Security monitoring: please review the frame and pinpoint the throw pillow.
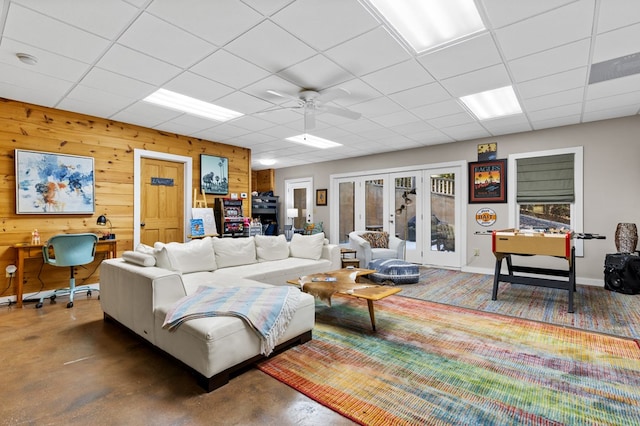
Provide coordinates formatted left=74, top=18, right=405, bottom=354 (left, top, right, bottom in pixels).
left=289, top=232, right=324, bottom=260
left=361, top=232, right=389, bottom=249
left=153, top=237, right=217, bottom=273
left=212, top=236, right=257, bottom=268
left=304, top=222, right=324, bottom=235
left=255, top=234, right=289, bottom=262
left=122, top=251, right=156, bottom=267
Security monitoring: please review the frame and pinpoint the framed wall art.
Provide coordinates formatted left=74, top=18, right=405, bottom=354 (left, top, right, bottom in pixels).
left=200, top=154, right=228, bottom=195
left=316, top=189, right=327, bottom=206
left=468, top=159, right=507, bottom=204
left=15, top=149, right=95, bottom=214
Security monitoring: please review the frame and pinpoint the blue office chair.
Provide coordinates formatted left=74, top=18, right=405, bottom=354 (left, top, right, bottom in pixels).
left=37, top=233, right=99, bottom=309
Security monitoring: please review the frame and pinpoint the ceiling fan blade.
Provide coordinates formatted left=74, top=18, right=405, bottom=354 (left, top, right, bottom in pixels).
left=317, top=87, right=350, bottom=103
left=266, top=89, right=301, bottom=103
left=322, top=105, right=361, bottom=120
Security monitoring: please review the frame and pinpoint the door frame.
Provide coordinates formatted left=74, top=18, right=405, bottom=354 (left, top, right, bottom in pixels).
left=134, top=149, right=192, bottom=247
left=284, top=177, right=314, bottom=227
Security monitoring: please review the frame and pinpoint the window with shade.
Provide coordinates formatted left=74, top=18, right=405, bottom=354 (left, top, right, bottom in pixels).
left=513, top=149, right=582, bottom=232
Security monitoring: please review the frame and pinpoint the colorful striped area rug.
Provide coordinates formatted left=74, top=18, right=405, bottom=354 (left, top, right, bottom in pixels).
left=394, top=268, right=640, bottom=340
left=258, top=295, right=640, bottom=426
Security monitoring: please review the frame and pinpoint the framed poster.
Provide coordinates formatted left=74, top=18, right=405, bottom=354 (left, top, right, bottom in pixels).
left=316, top=189, right=327, bottom=206
left=15, top=149, right=95, bottom=214
left=477, top=142, right=497, bottom=161
left=200, top=154, right=228, bottom=195
left=468, top=159, right=507, bottom=204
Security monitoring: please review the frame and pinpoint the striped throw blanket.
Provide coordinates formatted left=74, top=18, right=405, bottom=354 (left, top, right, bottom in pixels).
left=163, top=286, right=301, bottom=356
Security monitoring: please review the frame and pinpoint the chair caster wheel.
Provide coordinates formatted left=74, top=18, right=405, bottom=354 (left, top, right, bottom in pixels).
left=87, top=291, right=92, bottom=298
left=67, top=302, right=74, bottom=308
left=50, top=295, right=56, bottom=302
left=35, top=303, right=43, bottom=309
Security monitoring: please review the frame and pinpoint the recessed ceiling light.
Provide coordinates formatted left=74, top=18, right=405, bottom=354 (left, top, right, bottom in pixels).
left=286, top=134, right=342, bottom=149
left=143, top=89, right=243, bottom=122
left=459, top=86, right=522, bottom=120
left=16, top=53, right=38, bottom=65
left=363, top=0, right=485, bottom=53
left=259, top=159, right=276, bottom=166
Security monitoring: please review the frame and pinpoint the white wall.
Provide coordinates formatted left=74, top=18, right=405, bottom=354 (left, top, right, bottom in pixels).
left=275, top=116, right=640, bottom=284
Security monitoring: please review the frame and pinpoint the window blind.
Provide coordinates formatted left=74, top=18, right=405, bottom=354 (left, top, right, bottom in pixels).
left=516, top=154, right=574, bottom=203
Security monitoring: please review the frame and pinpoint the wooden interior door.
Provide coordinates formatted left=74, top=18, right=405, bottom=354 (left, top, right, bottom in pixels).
left=141, top=158, right=184, bottom=245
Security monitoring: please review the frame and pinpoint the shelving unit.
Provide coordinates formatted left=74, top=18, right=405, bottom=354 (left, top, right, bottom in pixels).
left=252, top=195, right=279, bottom=235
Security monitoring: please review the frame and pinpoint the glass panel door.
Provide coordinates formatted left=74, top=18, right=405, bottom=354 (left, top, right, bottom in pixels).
left=364, top=176, right=387, bottom=232
left=390, top=172, right=421, bottom=263
left=337, top=180, right=355, bottom=244
left=425, top=167, right=461, bottom=268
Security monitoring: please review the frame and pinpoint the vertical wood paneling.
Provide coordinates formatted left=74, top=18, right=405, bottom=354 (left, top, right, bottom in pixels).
left=0, top=98, right=251, bottom=301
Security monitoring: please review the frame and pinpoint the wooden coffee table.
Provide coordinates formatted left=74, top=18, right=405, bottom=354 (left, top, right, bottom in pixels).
left=287, top=268, right=401, bottom=331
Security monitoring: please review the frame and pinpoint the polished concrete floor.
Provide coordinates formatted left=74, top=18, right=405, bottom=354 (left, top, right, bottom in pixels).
left=0, top=297, right=355, bottom=425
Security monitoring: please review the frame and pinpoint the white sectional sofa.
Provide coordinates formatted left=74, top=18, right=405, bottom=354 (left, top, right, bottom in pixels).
left=99, top=233, right=340, bottom=391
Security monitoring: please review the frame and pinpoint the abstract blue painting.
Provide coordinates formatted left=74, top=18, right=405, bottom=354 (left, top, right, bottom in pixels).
left=15, top=150, right=95, bottom=214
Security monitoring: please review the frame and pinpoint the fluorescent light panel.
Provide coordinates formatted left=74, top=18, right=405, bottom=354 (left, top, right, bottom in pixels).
left=286, top=134, right=342, bottom=149
left=143, top=89, right=243, bottom=122
left=460, top=86, right=522, bottom=120
left=365, top=0, right=485, bottom=53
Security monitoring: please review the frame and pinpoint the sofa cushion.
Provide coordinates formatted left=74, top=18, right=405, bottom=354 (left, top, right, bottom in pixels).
left=154, top=237, right=217, bottom=273
left=122, top=250, right=156, bottom=267
left=362, top=232, right=389, bottom=248
left=255, top=234, right=289, bottom=262
left=289, top=232, right=324, bottom=260
left=212, top=236, right=257, bottom=268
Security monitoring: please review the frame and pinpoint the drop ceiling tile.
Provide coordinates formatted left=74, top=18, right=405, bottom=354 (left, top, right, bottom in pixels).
left=480, top=114, right=532, bottom=135
left=495, top=1, right=594, bottom=60
left=592, top=22, right=640, bottom=63
left=440, top=64, right=511, bottom=97
left=440, top=122, right=490, bottom=140
left=191, top=49, right=270, bottom=89
left=230, top=115, right=276, bottom=132
left=118, top=13, right=216, bottom=67
left=509, top=39, right=591, bottom=83
left=530, top=114, right=581, bottom=130
left=13, top=0, right=139, bottom=39
left=527, top=103, right=582, bottom=121
left=215, top=90, right=273, bottom=115
left=0, top=61, right=73, bottom=102
left=428, top=112, right=476, bottom=128
left=582, top=105, right=639, bottom=122
left=3, top=4, right=110, bottom=63
left=517, top=67, right=588, bottom=99
left=161, top=113, right=224, bottom=132
left=597, top=0, right=640, bottom=33
left=350, top=96, right=403, bottom=118
left=391, top=121, right=434, bottom=136
left=272, top=0, right=379, bottom=51
left=97, top=44, right=182, bottom=86
left=325, top=27, right=411, bottom=77
left=192, top=122, right=251, bottom=141
left=481, top=0, right=576, bottom=28
left=587, top=73, right=640, bottom=99
left=81, top=67, right=155, bottom=98
left=164, top=72, right=234, bottom=102
left=64, top=84, right=133, bottom=112
left=389, top=83, right=451, bottom=109
left=57, top=97, right=127, bottom=119
left=330, top=78, right=382, bottom=106
left=0, top=38, right=90, bottom=81
left=0, top=80, right=65, bottom=108
left=277, top=55, right=352, bottom=90
left=242, top=74, right=303, bottom=104
left=584, top=90, right=640, bottom=112
left=361, top=59, right=434, bottom=95
left=372, top=110, right=420, bottom=128
left=418, top=33, right=501, bottom=80
left=412, top=99, right=467, bottom=120
left=111, top=102, right=183, bottom=128
left=225, top=20, right=316, bottom=72
left=147, top=0, right=263, bottom=46
left=521, top=87, right=585, bottom=112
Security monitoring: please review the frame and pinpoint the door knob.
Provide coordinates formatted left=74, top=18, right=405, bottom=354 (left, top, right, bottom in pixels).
left=140, top=222, right=145, bottom=227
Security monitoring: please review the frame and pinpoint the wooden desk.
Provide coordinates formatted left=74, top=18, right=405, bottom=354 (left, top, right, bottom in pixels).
left=12, top=239, right=117, bottom=308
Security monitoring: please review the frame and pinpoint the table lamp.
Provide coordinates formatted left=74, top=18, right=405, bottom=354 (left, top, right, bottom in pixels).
left=97, top=214, right=114, bottom=240
left=287, top=208, right=298, bottom=240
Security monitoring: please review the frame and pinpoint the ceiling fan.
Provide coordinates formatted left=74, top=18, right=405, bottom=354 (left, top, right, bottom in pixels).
left=263, top=87, right=361, bottom=130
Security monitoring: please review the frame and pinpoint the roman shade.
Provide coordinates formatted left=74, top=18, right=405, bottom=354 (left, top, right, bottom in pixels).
left=516, top=154, right=575, bottom=203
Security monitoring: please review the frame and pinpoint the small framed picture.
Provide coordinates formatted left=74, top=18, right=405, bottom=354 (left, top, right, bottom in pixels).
left=468, top=159, right=507, bottom=204
left=316, top=189, right=327, bottom=206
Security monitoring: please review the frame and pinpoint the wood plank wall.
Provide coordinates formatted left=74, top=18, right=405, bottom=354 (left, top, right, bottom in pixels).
left=0, top=98, right=251, bottom=302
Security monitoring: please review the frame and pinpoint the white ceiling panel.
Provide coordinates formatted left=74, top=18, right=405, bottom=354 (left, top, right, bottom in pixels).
left=0, top=0, right=639, bottom=169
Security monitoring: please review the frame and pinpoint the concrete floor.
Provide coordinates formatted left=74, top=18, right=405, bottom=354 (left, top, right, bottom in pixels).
left=0, top=296, right=355, bottom=425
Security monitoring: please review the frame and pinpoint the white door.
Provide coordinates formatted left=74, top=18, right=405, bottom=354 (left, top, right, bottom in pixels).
left=423, top=165, right=463, bottom=268
left=285, top=177, right=313, bottom=231
left=389, top=172, right=421, bottom=263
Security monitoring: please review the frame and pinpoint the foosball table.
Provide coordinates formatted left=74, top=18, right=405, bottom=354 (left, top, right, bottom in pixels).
left=492, top=229, right=576, bottom=312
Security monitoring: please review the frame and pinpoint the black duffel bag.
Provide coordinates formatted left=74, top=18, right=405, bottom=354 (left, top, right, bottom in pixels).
left=604, top=253, right=640, bottom=294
